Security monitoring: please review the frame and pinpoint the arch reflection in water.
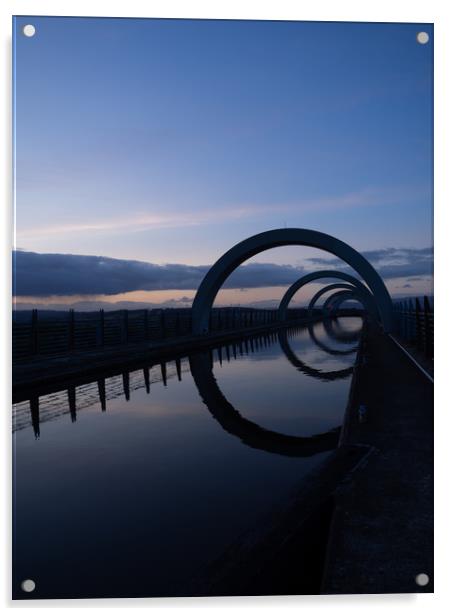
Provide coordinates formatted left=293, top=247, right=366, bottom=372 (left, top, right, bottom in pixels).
left=278, top=327, right=355, bottom=382
left=308, top=319, right=359, bottom=356
left=19, top=322, right=360, bottom=444
left=323, top=317, right=363, bottom=344
left=14, top=321, right=364, bottom=600
left=189, top=350, right=341, bottom=458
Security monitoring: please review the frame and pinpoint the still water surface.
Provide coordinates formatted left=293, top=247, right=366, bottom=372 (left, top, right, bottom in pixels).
left=13, top=317, right=361, bottom=598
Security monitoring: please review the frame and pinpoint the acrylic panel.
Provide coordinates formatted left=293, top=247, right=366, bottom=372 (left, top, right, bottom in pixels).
left=12, top=16, right=433, bottom=599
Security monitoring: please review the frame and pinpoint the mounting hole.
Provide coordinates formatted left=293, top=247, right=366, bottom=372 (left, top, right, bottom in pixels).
left=21, top=578, right=36, bottom=592
left=416, top=32, right=429, bottom=45
left=22, top=24, right=36, bottom=38
left=415, top=573, right=429, bottom=587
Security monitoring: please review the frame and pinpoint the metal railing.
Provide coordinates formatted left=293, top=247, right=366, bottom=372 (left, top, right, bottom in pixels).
left=392, top=296, right=433, bottom=359
left=12, top=306, right=308, bottom=362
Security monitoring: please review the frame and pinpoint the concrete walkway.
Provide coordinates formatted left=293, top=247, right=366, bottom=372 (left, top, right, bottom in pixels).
left=322, top=324, right=433, bottom=593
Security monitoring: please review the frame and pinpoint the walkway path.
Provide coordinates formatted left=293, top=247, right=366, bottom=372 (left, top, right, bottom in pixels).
left=322, top=324, right=433, bottom=593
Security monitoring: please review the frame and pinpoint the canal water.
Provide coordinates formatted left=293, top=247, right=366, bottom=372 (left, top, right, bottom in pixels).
left=13, top=317, right=362, bottom=599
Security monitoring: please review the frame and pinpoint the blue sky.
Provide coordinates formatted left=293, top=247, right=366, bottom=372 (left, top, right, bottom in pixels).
left=13, top=17, right=433, bottom=307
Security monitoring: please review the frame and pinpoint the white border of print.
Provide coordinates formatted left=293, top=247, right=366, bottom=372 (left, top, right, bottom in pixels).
left=1, top=1, right=450, bottom=615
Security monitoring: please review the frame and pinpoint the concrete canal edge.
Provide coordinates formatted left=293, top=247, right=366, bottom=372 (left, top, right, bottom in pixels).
left=321, top=322, right=433, bottom=594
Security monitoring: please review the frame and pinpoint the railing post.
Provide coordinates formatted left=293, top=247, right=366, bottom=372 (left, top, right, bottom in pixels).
left=405, top=300, right=410, bottom=339
left=99, top=309, right=105, bottom=347
left=176, top=310, right=181, bottom=336
left=175, top=357, right=182, bottom=381
left=409, top=299, right=416, bottom=340
left=30, top=395, right=40, bottom=439
left=161, top=310, right=165, bottom=338
left=424, top=296, right=433, bottom=358
left=161, top=362, right=167, bottom=386
left=217, top=309, right=221, bottom=331
left=395, top=302, right=400, bottom=334
left=31, top=308, right=38, bottom=355
left=123, top=310, right=129, bottom=344
left=415, top=298, right=422, bottom=350
left=144, top=309, right=149, bottom=341
left=98, top=378, right=106, bottom=411
left=68, top=386, right=77, bottom=423
left=402, top=300, right=408, bottom=340
left=122, top=371, right=130, bottom=400
left=143, top=366, right=150, bottom=394
left=404, top=300, right=409, bottom=339
left=68, top=308, right=75, bottom=351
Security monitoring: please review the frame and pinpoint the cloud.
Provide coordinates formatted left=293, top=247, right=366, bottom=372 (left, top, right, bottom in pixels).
left=12, top=244, right=433, bottom=298
left=16, top=184, right=429, bottom=240
left=16, top=207, right=264, bottom=240
left=12, top=251, right=305, bottom=297
left=305, top=247, right=433, bottom=280
left=406, top=276, right=429, bottom=282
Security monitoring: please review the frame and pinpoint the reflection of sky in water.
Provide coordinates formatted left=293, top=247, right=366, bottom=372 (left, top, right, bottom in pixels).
left=13, top=318, right=361, bottom=598
left=214, top=322, right=357, bottom=437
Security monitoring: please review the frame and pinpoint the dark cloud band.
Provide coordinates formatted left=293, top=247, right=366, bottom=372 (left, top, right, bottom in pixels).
left=305, top=247, right=433, bottom=280
left=12, top=251, right=305, bottom=297
left=12, top=247, right=433, bottom=297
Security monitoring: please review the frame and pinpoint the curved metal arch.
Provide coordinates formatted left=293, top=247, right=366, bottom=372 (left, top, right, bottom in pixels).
left=189, top=352, right=340, bottom=457
left=324, top=289, right=362, bottom=309
left=191, top=229, right=393, bottom=334
left=279, top=270, right=376, bottom=322
left=307, top=283, right=377, bottom=320
left=323, top=290, right=364, bottom=317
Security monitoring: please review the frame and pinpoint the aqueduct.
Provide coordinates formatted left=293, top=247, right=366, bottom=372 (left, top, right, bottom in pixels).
left=278, top=271, right=378, bottom=322
left=307, top=282, right=377, bottom=320
left=191, top=229, right=393, bottom=334
left=323, top=289, right=365, bottom=316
